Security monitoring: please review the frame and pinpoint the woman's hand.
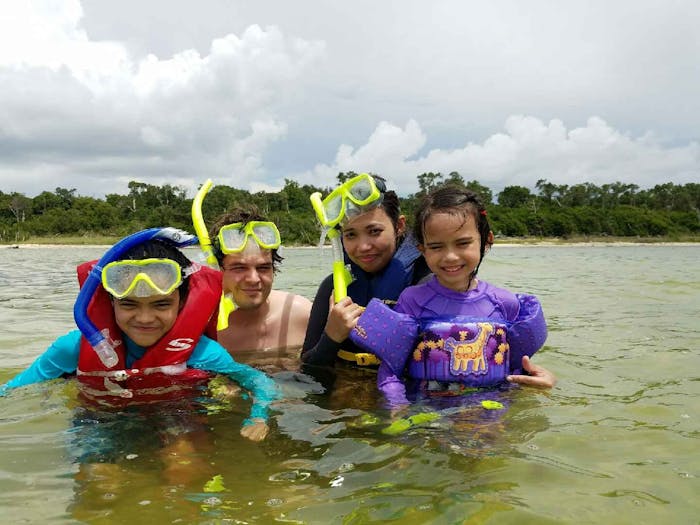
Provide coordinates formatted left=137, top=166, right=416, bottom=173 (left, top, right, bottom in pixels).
left=507, top=356, right=557, bottom=388
left=324, top=296, right=365, bottom=343
left=240, top=418, right=269, bottom=441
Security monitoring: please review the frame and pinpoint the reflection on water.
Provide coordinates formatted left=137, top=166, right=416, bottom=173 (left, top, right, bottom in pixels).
left=0, top=245, right=699, bottom=523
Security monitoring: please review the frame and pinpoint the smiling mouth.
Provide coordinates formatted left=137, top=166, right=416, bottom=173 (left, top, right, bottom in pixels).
left=134, top=325, right=159, bottom=331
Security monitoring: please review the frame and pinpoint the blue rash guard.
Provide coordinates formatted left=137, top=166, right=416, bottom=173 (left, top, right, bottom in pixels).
left=0, top=330, right=280, bottom=423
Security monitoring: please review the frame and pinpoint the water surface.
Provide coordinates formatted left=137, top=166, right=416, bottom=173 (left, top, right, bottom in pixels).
left=0, top=244, right=698, bottom=523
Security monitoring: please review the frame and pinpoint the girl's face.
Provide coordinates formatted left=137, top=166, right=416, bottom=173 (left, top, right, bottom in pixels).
left=419, top=211, right=490, bottom=292
left=113, top=291, right=181, bottom=347
left=341, top=206, right=405, bottom=274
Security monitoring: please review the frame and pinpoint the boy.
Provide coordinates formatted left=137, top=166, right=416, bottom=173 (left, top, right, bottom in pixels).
left=0, top=228, right=279, bottom=441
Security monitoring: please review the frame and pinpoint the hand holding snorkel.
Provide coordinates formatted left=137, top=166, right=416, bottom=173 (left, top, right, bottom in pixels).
left=310, top=173, right=384, bottom=302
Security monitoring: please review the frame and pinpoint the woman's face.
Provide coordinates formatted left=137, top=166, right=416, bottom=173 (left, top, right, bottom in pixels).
left=341, top=206, right=405, bottom=274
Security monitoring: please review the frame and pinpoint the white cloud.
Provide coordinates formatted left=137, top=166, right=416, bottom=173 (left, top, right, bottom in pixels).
left=1, top=1, right=699, bottom=200
left=0, top=3, right=324, bottom=196
left=301, top=116, right=700, bottom=196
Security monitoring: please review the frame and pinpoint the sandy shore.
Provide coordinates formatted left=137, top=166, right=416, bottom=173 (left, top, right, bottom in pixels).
left=493, top=241, right=700, bottom=247
left=5, top=240, right=700, bottom=250
left=4, top=244, right=111, bottom=249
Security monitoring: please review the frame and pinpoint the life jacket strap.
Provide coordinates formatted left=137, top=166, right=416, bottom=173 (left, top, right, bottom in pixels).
left=337, top=349, right=381, bottom=366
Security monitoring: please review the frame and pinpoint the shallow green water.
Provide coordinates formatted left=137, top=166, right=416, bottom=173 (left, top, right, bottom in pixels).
left=0, top=244, right=698, bottom=524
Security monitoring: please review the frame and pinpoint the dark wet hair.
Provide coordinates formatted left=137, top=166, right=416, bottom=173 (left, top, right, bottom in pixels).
left=119, top=239, right=192, bottom=301
left=209, top=206, right=283, bottom=273
left=373, top=175, right=402, bottom=237
left=414, top=185, right=493, bottom=282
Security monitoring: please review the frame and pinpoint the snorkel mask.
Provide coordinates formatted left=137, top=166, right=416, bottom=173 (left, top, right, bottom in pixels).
left=310, top=173, right=385, bottom=302
left=311, top=173, right=385, bottom=228
left=216, top=221, right=281, bottom=254
left=101, top=258, right=187, bottom=299
left=74, top=228, right=198, bottom=368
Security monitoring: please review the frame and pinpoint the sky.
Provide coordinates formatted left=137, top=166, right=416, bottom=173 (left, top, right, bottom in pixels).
left=1, top=0, right=698, bottom=199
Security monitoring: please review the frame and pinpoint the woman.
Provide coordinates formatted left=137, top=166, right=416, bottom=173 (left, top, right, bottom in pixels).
left=301, top=174, right=430, bottom=367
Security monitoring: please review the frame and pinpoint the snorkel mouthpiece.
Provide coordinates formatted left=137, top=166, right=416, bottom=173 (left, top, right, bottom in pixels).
left=74, top=227, right=198, bottom=368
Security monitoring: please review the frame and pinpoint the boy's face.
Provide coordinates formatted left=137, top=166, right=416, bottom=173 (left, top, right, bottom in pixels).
left=113, top=291, right=181, bottom=347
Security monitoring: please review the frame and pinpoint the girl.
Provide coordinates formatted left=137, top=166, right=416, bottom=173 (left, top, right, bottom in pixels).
left=350, top=185, right=555, bottom=406
left=301, top=174, right=431, bottom=367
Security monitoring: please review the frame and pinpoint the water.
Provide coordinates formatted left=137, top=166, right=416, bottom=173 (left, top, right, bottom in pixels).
left=0, top=244, right=698, bottom=524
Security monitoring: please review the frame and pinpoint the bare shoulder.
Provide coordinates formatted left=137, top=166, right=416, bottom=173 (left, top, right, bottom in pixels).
left=269, top=290, right=312, bottom=318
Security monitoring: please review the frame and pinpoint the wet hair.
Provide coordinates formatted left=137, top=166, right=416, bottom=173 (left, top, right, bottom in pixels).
left=118, top=239, right=192, bottom=301
left=209, top=206, right=283, bottom=272
left=414, top=185, right=493, bottom=283
left=373, top=176, right=403, bottom=239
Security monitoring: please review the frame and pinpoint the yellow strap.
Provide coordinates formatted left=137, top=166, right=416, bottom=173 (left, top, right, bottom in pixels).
left=337, top=349, right=381, bottom=366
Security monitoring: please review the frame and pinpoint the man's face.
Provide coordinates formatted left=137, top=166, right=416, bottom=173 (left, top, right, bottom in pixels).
left=113, top=291, right=180, bottom=347
left=220, top=245, right=274, bottom=310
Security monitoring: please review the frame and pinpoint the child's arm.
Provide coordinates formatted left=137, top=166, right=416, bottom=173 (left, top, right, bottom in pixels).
left=504, top=293, right=555, bottom=388
left=0, top=331, right=80, bottom=394
left=377, top=362, right=410, bottom=408
left=507, top=356, right=557, bottom=388
left=349, top=299, right=418, bottom=406
left=189, top=337, right=280, bottom=434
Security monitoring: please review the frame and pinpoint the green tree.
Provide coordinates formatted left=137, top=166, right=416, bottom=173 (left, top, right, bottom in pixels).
left=445, top=171, right=465, bottom=186
left=464, top=180, right=493, bottom=205
left=497, top=185, right=532, bottom=208
left=417, top=172, right=443, bottom=195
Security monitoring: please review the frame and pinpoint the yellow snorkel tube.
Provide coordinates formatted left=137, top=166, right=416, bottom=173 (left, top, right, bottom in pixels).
left=310, top=191, right=353, bottom=302
left=191, top=179, right=237, bottom=330
left=192, top=179, right=219, bottom=268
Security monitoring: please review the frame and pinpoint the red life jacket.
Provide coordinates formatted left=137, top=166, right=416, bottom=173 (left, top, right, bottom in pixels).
left=76, top=261, right=222, bottom=407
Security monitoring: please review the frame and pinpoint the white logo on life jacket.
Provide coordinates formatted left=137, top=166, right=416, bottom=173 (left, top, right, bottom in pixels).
left=165, top=338, right=195, bottom=352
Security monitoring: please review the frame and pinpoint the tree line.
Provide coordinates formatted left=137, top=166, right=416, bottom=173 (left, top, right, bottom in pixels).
left=1, top=173, right=699, bottom=244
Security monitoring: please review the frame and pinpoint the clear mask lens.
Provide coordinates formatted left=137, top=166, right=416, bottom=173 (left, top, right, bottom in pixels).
left=219, top=227, right=247, bottom=252
left=102, top=259, right=182, bottom=298
left=347, top=177, right=375, bottom=202
left=251, top=223, right=281, bottom=247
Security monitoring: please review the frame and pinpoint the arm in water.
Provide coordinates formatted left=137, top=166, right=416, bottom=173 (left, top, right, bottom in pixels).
left=189, top=336, right=281, bottom=440
left=0, top=330, right=81, bottom=394
left=507, top=356, right=557, bottom=388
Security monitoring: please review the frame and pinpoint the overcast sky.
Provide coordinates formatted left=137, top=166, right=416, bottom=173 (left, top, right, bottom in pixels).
left=1, top=0, right=698, bottom=199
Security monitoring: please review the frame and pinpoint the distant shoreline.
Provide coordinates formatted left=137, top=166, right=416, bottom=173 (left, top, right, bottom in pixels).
left=5, top=239, right=700, bottom=249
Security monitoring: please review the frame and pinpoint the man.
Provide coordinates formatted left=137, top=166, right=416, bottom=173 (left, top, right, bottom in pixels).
left=210, top=209, right=312, bottom=365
